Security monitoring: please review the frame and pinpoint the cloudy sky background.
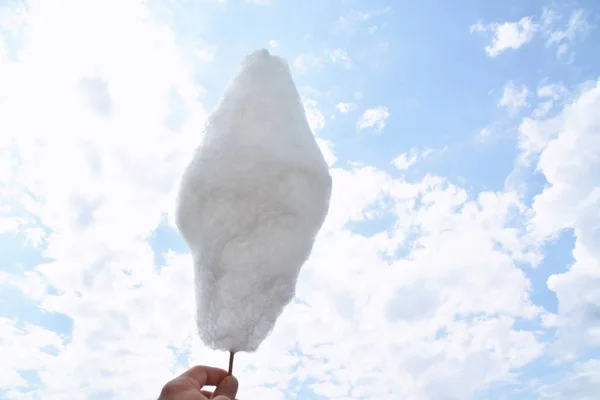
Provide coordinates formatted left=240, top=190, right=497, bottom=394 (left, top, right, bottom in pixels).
left=1, top=0, right=599, bottom=398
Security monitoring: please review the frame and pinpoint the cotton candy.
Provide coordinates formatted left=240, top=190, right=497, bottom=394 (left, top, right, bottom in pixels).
left=175, top=49, right=332, bottom=352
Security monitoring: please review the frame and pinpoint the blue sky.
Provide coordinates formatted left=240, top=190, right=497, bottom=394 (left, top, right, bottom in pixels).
left=1, top=0, right=599, bottom=399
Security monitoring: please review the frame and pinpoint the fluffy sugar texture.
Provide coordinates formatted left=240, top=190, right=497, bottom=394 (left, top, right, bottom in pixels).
left=176, top=49, right=332, bottom=352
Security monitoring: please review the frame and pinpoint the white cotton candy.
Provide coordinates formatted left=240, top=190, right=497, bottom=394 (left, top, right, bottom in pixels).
left=175, top=49, right=332, bottom=352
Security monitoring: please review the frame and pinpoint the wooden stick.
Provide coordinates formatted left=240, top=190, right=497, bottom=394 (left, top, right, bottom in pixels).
left=227, top=351, right=235, bottom=375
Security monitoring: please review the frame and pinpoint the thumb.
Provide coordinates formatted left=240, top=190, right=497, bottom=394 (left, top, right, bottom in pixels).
left=211, top=375, right=238, bottom=400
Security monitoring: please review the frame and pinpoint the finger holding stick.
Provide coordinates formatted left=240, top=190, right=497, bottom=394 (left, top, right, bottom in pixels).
left=158, top=365, right=238, bottom=400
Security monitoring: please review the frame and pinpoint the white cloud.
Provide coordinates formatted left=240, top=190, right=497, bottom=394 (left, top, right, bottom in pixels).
left=542, top=8, right=590, bottom=58
left=315, top=137, right=337, bottom=167
left=294, top=48, right=353, bottom=72
left=302, top=98, right=337, bottom=167
left=0, top=216, right=27, bottom=233
left=303, top=98, right=325, bottom=132
left=539, top=359, right=600, bottom=398
left=293, top=53, right=325, bottom=72
left=0, top=2, right=209, bottom=396
left=531, top=83, right=567, bottom=118
left=556, top=43, right=570, bottom=59
left=520, top=80, right=600, bottom=362
left=357, top=106, right=390, bottom=132
left=0, top=152, right=13, bottom=183
left=531, top=100, right=553, bottom=118
left=392, top=151, right=418, bottom=171
left=517, top=117, right=556, bottom=160
left=538, top=83, right=567, bottom=100
left=477, top=127, right=493, bottom=141
left=294, top=168, right=545, bottom=398
left=471, top=17, right=537, bottom=57
left=499, top=81, right=529, bottom=109
left=471, top=7, right=590, bottom=59
left=540, top=6, right=560, bottom=29
left=195, top=44, right=217, bottom=62
left=325, top=48, right=352, bottom=69
left=268, top=39, right=277, bottom=48
left=0, top=2, right=28, bottom=38
left=0, top=318, right=65, bottom=393
left=245, top=0, right=273, bottom=5
left=335, top=102, right=356, bottom=113
left=336, top=7, right=392, bottom=33
left=391, top=147, right=434, bottom=171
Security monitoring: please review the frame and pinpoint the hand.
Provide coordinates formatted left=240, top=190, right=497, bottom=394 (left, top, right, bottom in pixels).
left=159, top=365, right=239, bottom=400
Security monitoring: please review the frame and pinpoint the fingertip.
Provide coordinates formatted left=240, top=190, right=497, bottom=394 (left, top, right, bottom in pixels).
left=224, top=375, right=239, bottom=387
left=212, top=375, right=238, bottom=399
left=222, top=375, right=239, bottom=392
